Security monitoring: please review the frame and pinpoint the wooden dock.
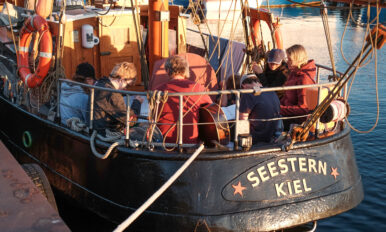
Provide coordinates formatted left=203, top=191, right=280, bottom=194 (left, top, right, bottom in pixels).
left=0, top=140, right=70, bottom=232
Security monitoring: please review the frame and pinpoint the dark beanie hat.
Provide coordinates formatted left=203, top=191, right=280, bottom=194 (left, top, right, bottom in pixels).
left=76, top=62, right=95, bottom=80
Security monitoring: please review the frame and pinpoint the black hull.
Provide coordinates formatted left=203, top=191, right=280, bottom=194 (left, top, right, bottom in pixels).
left=0, top=95, right=363, bottom=231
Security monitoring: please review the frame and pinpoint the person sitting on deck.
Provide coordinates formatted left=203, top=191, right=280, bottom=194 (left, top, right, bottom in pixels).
left=156, top=55, right=213, bottom=145
left=239, top=73, right=282, bottom=144
left=280, top=44, right=316, bottom=130
left=60, top=62, right=96, bottom=125
left=93, top=62, right=140, bottom=134
left=252, top=49, right=288, bottom=98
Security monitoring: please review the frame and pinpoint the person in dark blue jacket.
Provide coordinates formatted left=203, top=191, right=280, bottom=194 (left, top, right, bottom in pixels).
left=239, top=73, right=283, bottom=144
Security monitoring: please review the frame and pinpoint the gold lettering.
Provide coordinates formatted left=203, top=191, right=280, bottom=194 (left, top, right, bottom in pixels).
left=275, top=182, right=286, bottom=197
left=278, top=159, right=288, bottom=174
left=257, top=166, right=270, bottom=182
left=308, top=158, right=317, bottom=173
left=293, top=179, right=302, bottom=194
left=287, top=181, right=293, bottom=195
left=287, top=157, right=297, bottom=172
left=247, top=172, right=260, bottom=187
left=318, top=160, right=327, bottom=175
left=303, top=178, right=312, bottom=192
left=299, top=157, right=307, bottom=172
left=267, top=161, right=279, bottom=177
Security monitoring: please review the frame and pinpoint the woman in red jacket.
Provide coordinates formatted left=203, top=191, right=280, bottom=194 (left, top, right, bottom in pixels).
left=280, top=44, right=316, bottom=130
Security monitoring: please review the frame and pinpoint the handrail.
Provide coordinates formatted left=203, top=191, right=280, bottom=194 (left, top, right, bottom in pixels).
left=316, top=63, right=344, bottom=76
left=60, top=78, right=336, bottom=96
left=57, top=63, right=345, bottom=151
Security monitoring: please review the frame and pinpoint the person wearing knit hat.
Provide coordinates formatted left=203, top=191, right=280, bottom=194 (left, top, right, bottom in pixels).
left=60, top=62, right=96, bottom=125
left=251, top=49, right=289, bottom=95
left=74, top=62, right=96, bottom=86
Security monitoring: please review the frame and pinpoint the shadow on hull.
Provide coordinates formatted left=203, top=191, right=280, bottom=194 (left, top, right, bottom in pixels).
left=0, top=94, right=363, bottom=231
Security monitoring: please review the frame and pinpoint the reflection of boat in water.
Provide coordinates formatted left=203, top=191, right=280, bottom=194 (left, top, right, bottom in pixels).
left=260, top=0, right=321, bottom=7
left=327, top=0, right=386, bottom=24
left=362, top=6, right=386, bottom=24
left=174, top=0, right=321, bottom=9
left=0, top=0, right=385, bottom=231
left=176, top=0, right=321, bottom=20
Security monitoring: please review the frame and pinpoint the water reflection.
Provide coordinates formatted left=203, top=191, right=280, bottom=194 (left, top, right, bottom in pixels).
left=269, top=5, right=386, bottom=232
left=198, top=4, right=385, bottom=231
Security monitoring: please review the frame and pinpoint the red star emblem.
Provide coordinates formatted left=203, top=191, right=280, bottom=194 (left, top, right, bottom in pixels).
left=331, top=167, right=340, bottom=180
left=232, top=181, right=247, bottom=197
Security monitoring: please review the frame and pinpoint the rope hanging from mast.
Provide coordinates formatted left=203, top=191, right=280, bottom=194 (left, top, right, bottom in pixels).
left=288, top=24, right=386, bottom=147
left=320, top=0, right=338, bottom=81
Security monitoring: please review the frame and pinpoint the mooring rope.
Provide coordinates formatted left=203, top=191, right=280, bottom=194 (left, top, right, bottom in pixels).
left=113, top=143, right=205, bottom=232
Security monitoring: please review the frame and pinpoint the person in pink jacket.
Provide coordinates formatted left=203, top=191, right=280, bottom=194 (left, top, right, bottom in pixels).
left=280, top=44, right=316, bottom=130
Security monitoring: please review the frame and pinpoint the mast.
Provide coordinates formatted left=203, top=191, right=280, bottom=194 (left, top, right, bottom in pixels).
left=148, top=0, right=169, bottom=76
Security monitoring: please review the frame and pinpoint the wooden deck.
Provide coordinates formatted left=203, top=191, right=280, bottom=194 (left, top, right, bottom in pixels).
left=0, top=140, right=70, bottom=232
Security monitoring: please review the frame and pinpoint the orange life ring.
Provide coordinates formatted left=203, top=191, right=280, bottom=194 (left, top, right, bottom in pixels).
left=18, top=15, right=53, bottom=88
left=272, top=22, right=283, bottom=49
left=249, top=8, right=283, bottom=50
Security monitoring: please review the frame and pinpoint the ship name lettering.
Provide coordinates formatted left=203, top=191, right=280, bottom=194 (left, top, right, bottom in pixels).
left=275, top=178, right=312, bottom=197
left=246, top=157, right=327, bottom=188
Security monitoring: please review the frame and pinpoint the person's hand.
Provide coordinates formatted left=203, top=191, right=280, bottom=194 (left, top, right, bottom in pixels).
left=242, top=82, right=262, bottom=90
left=252, top=62, right=263, bottom=74
left=134, top=95, right=144, bottom=103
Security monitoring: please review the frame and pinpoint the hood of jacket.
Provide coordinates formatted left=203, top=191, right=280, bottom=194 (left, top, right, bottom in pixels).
left=61, top=82, right=85, bottom=97
left=292, top=59, right=316, bottom=82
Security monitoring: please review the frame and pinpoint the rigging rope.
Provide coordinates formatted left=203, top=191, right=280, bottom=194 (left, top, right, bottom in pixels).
left=344, top=0, right=381, bottom=134
left=5, top=2, right=18, bottom=64
left=320, top=0, right=338, bottom=79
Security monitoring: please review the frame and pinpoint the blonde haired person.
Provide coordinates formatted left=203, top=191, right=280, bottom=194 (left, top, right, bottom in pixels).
left=280, top=44, right=316, bottom=130
left=286, top=44, right=309, bottom=69
left=109, top=62, right=137, bottom=88
left=93, top=62, right=139, bottom=134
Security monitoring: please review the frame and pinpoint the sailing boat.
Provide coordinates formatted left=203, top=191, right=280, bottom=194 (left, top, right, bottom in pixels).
left=0, top=0, right=384, bottom=231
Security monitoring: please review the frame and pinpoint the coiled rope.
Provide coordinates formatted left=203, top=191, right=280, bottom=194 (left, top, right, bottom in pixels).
left=90, top=130, right=125, bottom=159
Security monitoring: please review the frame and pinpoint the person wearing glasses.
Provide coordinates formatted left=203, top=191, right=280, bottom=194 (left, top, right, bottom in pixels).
left=93, top=62, right=139, bottom=134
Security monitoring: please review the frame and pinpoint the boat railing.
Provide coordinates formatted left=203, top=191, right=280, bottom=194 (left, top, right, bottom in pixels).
left=57, top=63, right=346, bottom=151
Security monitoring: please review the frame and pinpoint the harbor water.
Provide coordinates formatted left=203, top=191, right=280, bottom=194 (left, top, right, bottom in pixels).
left=272, top=5, right=386, bottom=232
left=59, top=4, right=386, bottom=232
